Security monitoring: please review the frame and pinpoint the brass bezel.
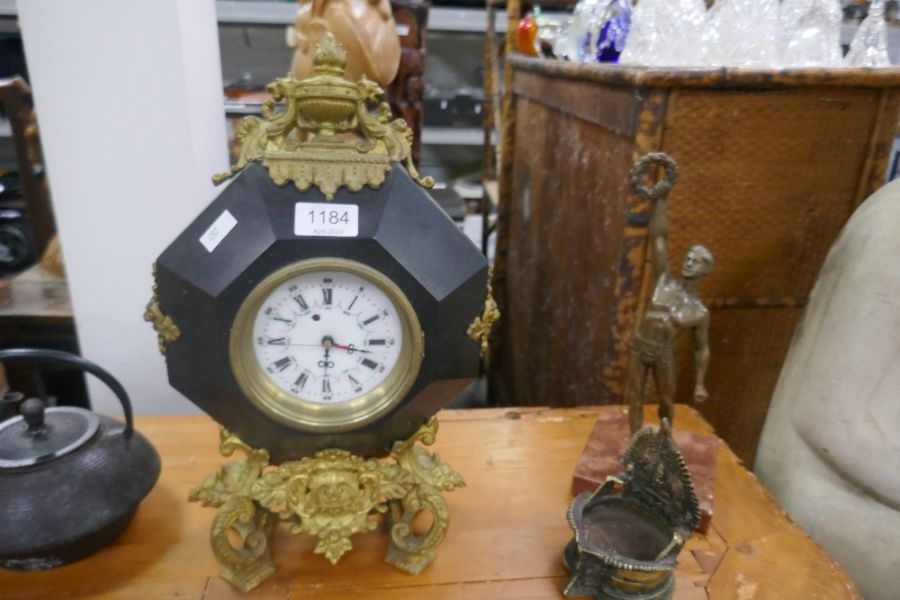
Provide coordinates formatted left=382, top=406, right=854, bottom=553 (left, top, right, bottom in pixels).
left=229, top=258, right=424, bottom=433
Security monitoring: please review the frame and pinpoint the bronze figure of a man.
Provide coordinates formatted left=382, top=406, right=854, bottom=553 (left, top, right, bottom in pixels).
left=626, top=153, right=713, bottom=433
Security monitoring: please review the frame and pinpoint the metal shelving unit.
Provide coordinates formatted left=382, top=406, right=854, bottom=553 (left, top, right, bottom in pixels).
left=215, top=1, right=506, bottom=32
left=0, top=1, right=505, bottom=33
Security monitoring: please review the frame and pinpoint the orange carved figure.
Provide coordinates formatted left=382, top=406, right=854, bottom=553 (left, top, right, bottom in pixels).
left=288, top=0, right=402, bottom=86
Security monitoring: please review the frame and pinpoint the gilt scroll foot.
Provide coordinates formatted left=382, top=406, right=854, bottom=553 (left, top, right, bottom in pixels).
left=210, top=496, right=277, bottom=593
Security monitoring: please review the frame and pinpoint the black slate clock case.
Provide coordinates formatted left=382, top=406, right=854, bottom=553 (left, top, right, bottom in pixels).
left=155, top=163, right=487, bottom=460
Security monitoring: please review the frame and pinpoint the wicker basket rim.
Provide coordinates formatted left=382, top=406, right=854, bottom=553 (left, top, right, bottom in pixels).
left=510, top=55, right=900, bottom=89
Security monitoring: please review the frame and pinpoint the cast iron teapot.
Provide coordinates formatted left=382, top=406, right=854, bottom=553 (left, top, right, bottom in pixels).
left=0, top=348, right=160, bottom=570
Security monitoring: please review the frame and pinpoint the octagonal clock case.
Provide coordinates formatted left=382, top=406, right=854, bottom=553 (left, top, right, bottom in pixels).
left=153, top=162, right=487, bottom=461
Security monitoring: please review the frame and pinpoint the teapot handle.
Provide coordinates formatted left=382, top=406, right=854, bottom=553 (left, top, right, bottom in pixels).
left=0, top=348, right=134, bottom=439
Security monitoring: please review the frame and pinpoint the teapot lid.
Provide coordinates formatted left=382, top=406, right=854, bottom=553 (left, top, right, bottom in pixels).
left=0, top=399, right=99, bottom=469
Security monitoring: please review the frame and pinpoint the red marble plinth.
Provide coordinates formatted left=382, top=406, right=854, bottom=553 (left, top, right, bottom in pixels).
left=572, top=408, right=718, bottom=533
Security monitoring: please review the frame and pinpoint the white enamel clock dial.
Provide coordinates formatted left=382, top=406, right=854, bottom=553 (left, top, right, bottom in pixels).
left=230, top=258, right=424, bottom=433
left=252, top=269, right=402, bottom=403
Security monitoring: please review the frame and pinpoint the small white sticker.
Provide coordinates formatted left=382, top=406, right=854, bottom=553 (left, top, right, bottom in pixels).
left=199, top=210, right=237, bottom=252
left=396, top=23, right=410, bottom=36
left=295, top=203, right=359, bottom=237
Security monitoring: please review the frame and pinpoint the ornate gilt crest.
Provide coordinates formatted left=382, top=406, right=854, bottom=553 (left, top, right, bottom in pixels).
left=213, top=33, right=433, bottom=199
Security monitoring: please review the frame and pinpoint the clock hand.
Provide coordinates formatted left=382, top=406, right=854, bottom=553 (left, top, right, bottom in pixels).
left=317, top=336, right=335, bottom=379
left=321, top=344, right=331, bottom=379
left=277, top=342, right=336, bottom=349
left=272, top=341, right=374, bottom=354
left=279, top=342, right=370, bottom=353
left=330, top=342, right=372, bottom=354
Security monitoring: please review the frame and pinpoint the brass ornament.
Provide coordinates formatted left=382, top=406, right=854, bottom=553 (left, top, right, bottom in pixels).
left=143, top=264, right=181, bottom=355
left=564, top=419, right=699, bottom=600
left=213, top=33, right=433, bottom=199
left=625, top=152, right=712, bottom=434
left=466, top=267, right=501, bottom=358
left=189, top=418, right=464, bottom=592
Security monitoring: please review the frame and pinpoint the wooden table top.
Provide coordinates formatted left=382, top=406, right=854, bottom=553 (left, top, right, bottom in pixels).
left=0, top=405, right=859, bottom=599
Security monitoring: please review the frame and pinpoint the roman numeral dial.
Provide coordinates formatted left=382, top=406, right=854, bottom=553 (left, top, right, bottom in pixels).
left=251, top=266, right=406, bottom=405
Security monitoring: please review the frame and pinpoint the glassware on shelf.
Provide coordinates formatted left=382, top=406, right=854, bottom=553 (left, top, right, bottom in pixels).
left=595, top=0, right=632, bottom=63
left=780, top=0, right=843, bottom=67
left=552, top=18, right=575, bottom=60
left=549, top=0, right=892, bottom=69
left=553, top=0, right=631, bottom=64
left=619, top=0, right=706, bottom=66
left=845, top=0, right=892, bottom=67
left=536, top=8, right=564, bottom=58
left=518, top=12, right=539, bottom=57
left=518, top=13, right=539, bottom=57
left=553, top=0, right=600, bottom=61
left=701, top=0, right=781, bottom=67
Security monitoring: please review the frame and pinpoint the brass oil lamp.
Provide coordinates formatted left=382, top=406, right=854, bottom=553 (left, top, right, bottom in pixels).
left=564, top=419, right=699, bottom=600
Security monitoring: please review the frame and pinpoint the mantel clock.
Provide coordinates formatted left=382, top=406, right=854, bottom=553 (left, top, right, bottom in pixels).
left=145, top=35, right=493, bottom=592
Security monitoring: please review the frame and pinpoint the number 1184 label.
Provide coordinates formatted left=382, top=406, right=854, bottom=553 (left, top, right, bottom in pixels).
left=294, top=202, right=359, bottom=237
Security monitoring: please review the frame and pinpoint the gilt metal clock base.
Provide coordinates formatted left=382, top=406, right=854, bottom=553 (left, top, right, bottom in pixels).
left=189, top=418, right=464, bottom=592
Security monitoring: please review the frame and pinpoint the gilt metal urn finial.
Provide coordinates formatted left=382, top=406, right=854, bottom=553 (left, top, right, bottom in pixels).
left=213, top=34, right=432, bottom=199
left=312, top=33, right=348, bottom=76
